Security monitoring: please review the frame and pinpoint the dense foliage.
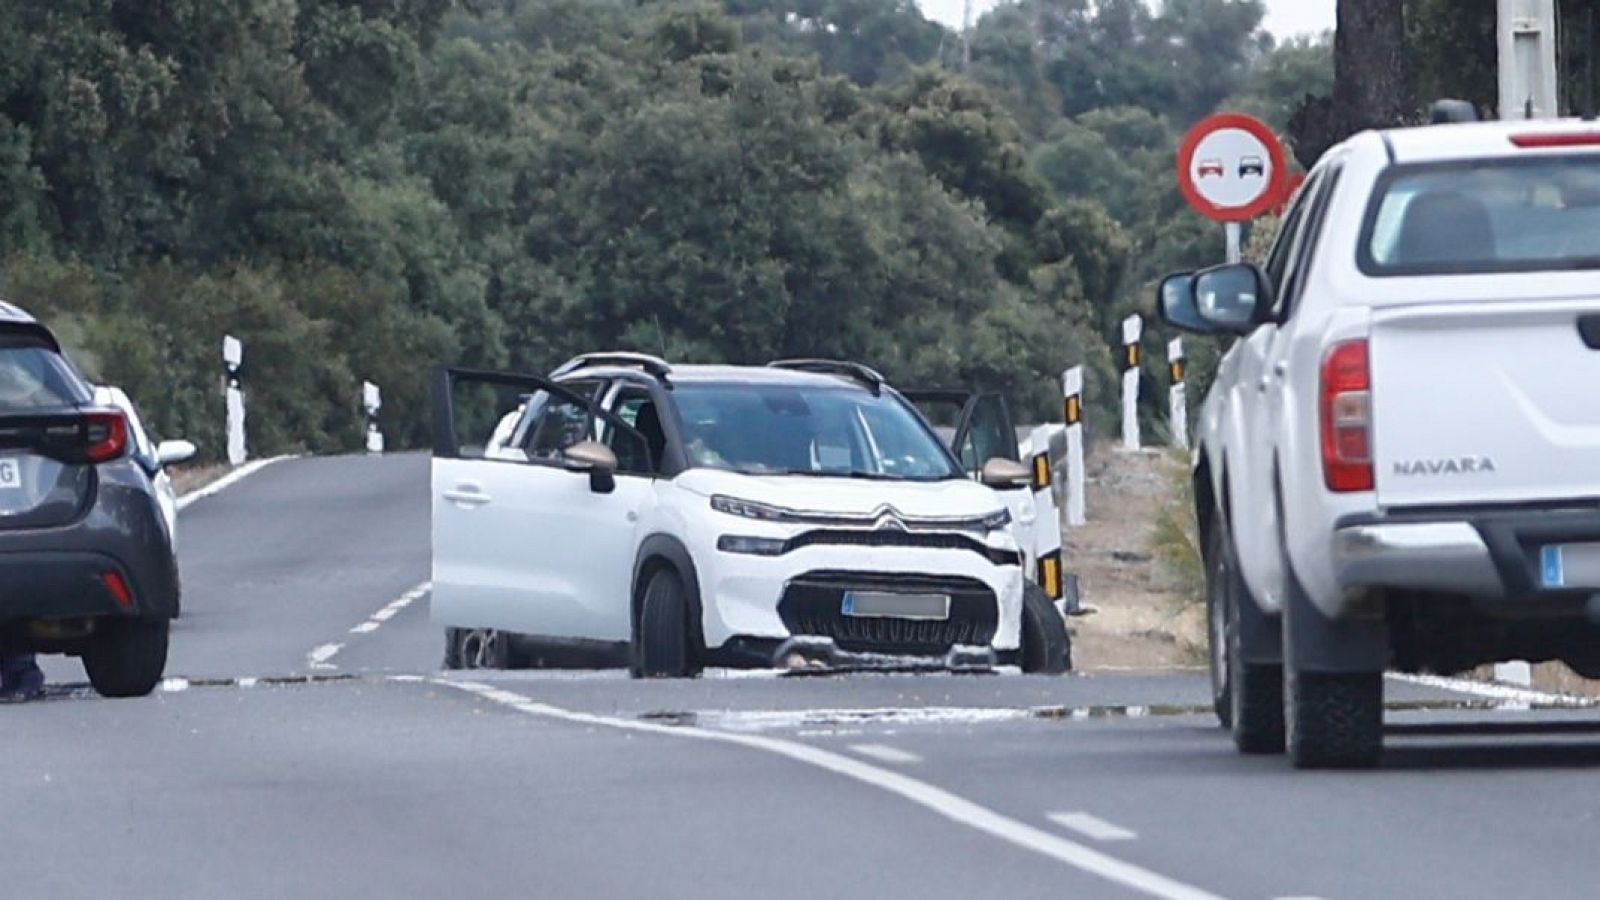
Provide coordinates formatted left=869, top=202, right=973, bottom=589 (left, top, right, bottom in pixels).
left=0, top=0, right=1331, bottom=457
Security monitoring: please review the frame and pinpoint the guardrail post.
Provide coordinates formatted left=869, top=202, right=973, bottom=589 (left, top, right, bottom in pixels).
left=1120, top=314, right=1142, bottom=451
left=1028, top=424, right=1065, bottom=607
left=1061, top=366, right=1086, bottom=527
left=1168, top=337, right=1188, bottom=451
left=222, top=335, right=246, bottom=466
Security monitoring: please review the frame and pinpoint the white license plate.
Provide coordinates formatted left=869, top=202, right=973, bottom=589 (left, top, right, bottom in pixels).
left=841, top=591, right=951, bottom=621
left=1540, top=543, right=1600, bottom=589
left=0, top=459, right=19, bottom=490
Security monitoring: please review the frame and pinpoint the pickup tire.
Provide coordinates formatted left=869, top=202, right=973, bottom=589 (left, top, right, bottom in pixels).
left=1207, top=525, right=1284, bottom=753
left=83, top=618, right=168, bottom=698
left=635, top=568, right=700, bottom=679
left=1286, top=670, right=1383, bottom=769
left=446, top=627, right=520, bottom=670
left=1021, top=581, right=1072, bottom=674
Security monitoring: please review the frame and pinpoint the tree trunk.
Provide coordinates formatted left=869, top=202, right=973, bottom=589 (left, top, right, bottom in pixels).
left=1288, top=0, right=1412, bottom=169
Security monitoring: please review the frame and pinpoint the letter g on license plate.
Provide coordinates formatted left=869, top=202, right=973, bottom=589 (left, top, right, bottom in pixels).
left=0, top=458, right=19, bottom=490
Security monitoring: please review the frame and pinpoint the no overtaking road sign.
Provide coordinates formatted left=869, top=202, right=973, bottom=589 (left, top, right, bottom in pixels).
left=1176, top=112, right=1288, bottom=222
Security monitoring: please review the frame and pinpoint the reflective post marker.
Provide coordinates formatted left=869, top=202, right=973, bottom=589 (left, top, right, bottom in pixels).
left=1167, top=337, right=1188, bottom=451
left=1061, top=366, right=1086, bottom=527
left=222, top=335, right=246, bottom=466
left=1029, top=424, right=1064, bottom=603
left=363, top=381, right=384, bottom=454
left=1120, top=315, right=1142, bottom=452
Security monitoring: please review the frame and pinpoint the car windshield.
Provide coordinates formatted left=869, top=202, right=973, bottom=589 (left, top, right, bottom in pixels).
left=672, top=382, right=963, bottom=480
left=1361, top=155, right=1600, bottom=275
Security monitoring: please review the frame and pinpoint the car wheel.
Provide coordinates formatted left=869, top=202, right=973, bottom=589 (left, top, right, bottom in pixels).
left=1286, top=669, right=1383, bottom=769
left=1209, top=524, right=1284, bottom=754
left=635, top=568, right=699, bottom=679
left=1020, top=581, right=1071, bottom=674
left=449, top=628, right=517, bottom=670
left=83, top=618, right=169, bottom=698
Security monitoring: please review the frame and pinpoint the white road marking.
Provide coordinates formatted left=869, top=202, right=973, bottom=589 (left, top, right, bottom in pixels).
left=307, top=643, right=344, bottom=670
left=433, top=678, right=1224, bottom=900
left=176, top=455, right=295, bottom=511
left=348, top=581, right=430, bottom=636
left=1386, top=673, right=1594, bottom=709
left=160, top=677, right=191, bottom=693
left=1049, top=811, right=1138, bottom=842
left=849, top=743, right=921, bottom=764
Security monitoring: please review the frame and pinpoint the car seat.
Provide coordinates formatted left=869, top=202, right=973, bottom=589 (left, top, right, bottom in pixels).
left=1393, top=191, right=1497, bottom=267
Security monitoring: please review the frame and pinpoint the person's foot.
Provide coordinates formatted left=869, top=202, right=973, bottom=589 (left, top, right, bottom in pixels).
left=0, top=662, right=45, bottom=704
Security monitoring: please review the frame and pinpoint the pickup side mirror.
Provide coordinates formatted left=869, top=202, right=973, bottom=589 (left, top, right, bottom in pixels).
left=155, top=440, right=197, bottom=467
left=563, top=440, right=619, bottom=494
left=979, top=457, right=1031, bottom=490
left=1158, top=263, right=1275, bottom=336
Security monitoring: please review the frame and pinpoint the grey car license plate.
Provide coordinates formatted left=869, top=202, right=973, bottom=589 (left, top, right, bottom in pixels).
left=841, top=591, right=951, bottom=621
left=0, top=459, right=19, bottom=491
left=1540, top=543, right=1600, bottom=589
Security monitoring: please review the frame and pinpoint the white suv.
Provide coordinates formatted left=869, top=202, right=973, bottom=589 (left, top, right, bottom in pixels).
left=430, top=354, right=1070, bottom=676
left=1162, top=118, right=1600, bottom=768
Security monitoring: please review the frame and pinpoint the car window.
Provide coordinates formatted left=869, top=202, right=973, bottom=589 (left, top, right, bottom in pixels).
left=603, top=389, right=660, bottom=476
left=0, top=340, right=87, bottom=411
left=1361, top=154, right=1600, bottom=275
left=957, top=396, right=1016, bottom=474
left=1275, top=165, right=1342, bottom=320
left=524, top=393, right=595, bottom=461
left=1261, top=171, right=1315, bottom=298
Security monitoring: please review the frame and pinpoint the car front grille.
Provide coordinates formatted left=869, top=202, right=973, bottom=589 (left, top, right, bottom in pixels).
left=778, top=571, right=998, bottom=655
left=784, top=529, right=1021, bottom=566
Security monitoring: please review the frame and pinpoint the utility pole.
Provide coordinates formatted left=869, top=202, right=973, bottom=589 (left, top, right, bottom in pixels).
left=961, top=0, right=973, bottom=70
left=1498, top=0, right=1559, bottom=119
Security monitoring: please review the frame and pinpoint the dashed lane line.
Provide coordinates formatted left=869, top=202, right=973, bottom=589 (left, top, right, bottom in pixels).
left=308, top=643, right=344, bottom=670
left=433, top=678, right=1226, bottom=900
left=848, top=743, right=922, bottom=765
left=176, top=455, right=296, bottom=511
left=1049, top=811, right=1138, bottom=842
left=302, top=580, right=430, bottom=671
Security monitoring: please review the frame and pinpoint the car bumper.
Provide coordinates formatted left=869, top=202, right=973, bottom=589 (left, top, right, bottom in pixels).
left=1331, top=506, right=1600, bottom=609
left=697, top=544, right=1024, bottom=654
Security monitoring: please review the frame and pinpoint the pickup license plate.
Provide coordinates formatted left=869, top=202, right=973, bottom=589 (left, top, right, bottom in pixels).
left=0, top=459, right=19, bottom=491
left=1540, top=543, right=1600, bottom=589
left=841, top=591, right=950, bottom=621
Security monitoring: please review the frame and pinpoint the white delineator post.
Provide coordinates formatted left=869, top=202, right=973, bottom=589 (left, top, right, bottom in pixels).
left=1168, top=337, right=1188, bottom=451
left=1028, top=424, right=1065, bottom=606
left=222, top=335, right=246, bottom=467
left=363, top=381, right=384, bottom=454
left=1120, top=314, right=1142, bottom=451
left=1061, top=366, right=1086, bottom=527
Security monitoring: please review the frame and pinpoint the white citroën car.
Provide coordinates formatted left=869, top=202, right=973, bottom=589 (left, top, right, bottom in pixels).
left=430, top=354, right=1070, bottom=677
left=1162, top=117, right=1600, bottom=768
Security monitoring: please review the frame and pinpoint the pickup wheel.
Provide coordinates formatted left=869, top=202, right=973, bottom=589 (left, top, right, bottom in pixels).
left=1286, top=670, right=1383, bottom=769
left=1020, top=581, right=1072, bottom=674
left=83, top=618, right=169, bottom=698
left=446, top=628, right=520, bottom=670
left=634, top=568, right=701, bottom=679
left=1207, top=525, right=1284, bottom=754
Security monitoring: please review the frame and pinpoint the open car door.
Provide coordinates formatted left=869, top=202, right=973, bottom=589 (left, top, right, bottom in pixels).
left=900, top=390, right=1021, bottom=475
left=430, top=367, right=654, bottom=644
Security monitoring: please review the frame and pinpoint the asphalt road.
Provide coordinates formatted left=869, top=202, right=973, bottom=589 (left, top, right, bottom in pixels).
left=15, top=453, right=1600, bottom=899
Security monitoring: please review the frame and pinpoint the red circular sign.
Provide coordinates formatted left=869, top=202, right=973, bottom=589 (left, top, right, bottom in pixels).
left=1176, top=113, right=1288, bottom=222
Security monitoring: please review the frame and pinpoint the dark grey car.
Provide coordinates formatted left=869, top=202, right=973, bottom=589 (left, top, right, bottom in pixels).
left=0, top=302, right=178, bottom=697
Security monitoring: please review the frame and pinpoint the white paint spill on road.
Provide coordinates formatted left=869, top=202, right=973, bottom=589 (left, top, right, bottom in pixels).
left=849, top=743, right=922, bottom=765
left=307, top=643, right=344, bottom=670
left=176, top=455, right=296, bottom=511
left=1386, top=673, right=1594, bottom=709
left=347, top=581, right=430, bottom=636
left=432, top=678, right=1225, bottom=900
left=1049, top=811, right=1138, bottom=842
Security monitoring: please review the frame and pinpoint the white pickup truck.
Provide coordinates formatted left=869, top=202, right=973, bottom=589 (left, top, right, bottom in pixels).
left=1161, top=118, right=1600, bottom=768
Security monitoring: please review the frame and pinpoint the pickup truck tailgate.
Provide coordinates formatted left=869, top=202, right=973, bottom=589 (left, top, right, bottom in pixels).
left=1371, top=300, right=1600, bottom=508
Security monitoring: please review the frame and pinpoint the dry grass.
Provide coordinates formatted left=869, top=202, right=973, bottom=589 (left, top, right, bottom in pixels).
left=169, top=463, right=229, bottom=496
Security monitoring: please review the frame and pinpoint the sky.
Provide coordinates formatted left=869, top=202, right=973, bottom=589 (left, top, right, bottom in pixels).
left=915, top=1, right=1336, bottom=39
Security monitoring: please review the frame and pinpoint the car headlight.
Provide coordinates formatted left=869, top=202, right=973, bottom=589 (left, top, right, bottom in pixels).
left=980, top=508, right=1012, bottom=532
left=711, top=495, right=791, bottom=521
left=716, top=535, right=789, bottom=556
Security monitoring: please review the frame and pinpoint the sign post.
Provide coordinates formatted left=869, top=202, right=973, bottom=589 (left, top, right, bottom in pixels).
left=1061, top=366, right=1086, bottom=527
left=222, top=335, right=246, bottom=467
left=1120, top=315, right=1142, bottom=452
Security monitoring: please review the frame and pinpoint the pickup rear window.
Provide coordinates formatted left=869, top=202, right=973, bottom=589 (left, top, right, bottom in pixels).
left=1359, top=155, right=1600, bottom=276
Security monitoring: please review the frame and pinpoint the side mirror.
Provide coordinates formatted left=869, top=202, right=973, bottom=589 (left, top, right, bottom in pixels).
left=156, top=440, right=197, bottom=467
left=1192, top=262, right=1274, bottom=334
left=979, top=457, right=1031, bottom=490
left=1157, top=272, right=1209, bottom=333
left=563, top=440, right=619, bottom=494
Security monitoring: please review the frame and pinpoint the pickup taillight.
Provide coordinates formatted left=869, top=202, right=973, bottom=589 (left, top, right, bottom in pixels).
left=1320, top=340, right=1373, bottom=492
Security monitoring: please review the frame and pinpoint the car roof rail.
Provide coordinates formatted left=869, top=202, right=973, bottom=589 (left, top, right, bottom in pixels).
left=551, top=352, right=673, bottom=381
left=768, top=359, right=884, bottom=395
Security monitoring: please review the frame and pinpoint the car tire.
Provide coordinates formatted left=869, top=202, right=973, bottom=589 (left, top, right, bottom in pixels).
left=83, top=618, right=169, bottom=698
left=1208, top=524, right=1284, bottom=754
left=1286, top=669, right=1383, bottom=769
left=635, top=568, right=699, bottom=679
left=1020, top=582, right=1072, bottom=674
left=446, top=627, right=518, bottom=670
